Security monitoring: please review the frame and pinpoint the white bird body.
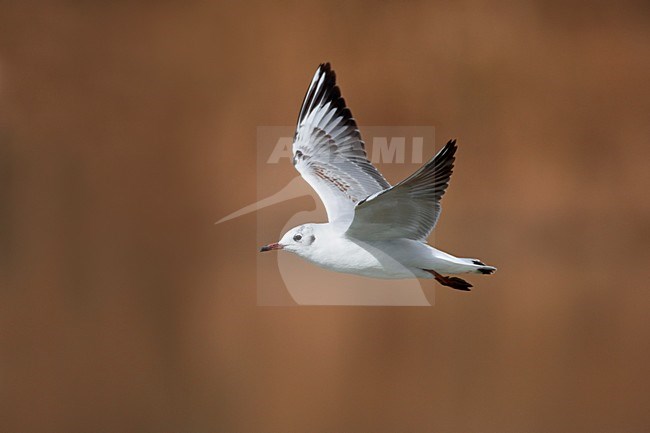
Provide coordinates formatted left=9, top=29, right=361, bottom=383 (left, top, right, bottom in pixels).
left=278, top=223, right=491, bottom=280
left=260, top=63, right=496, bottom=291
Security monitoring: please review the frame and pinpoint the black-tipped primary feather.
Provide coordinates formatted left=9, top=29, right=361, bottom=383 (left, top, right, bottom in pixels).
left=345, top=139, right=458, bottom=241
left=292, top=63, right=390, bottom=223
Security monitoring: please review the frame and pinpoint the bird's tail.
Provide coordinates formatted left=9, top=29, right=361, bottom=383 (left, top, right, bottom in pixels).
left=465, top=258, right=497, bottom=275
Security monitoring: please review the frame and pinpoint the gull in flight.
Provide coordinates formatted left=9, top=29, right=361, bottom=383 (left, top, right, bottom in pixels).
left=260, top=63, right=496, bottom=291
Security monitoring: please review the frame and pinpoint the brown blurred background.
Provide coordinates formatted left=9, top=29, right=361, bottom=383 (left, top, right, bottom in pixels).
left=1, top=1, right=649, bottom=432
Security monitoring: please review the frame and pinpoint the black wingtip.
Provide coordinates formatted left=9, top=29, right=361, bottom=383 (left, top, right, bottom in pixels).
left=477, top=267, right=496, bottom=275
left=298, top=63, right=363, bottom=143
left=429, top=139, right=457, bottom=162
left=317, top=62, right=335, bottom=82
left=430, top=138, right=457, bottom=169
left=444, top=138, right=457, bottom=153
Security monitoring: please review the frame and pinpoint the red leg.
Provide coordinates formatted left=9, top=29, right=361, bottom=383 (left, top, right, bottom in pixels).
left=425, top=269, right=473, bottom=291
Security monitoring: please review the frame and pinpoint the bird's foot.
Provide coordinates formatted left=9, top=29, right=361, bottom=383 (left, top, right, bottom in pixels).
left=425, top=269, right=473, bottom=291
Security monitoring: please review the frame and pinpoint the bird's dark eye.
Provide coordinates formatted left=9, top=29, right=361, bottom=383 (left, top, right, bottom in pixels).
left=293, top=234, right=302, bottom=242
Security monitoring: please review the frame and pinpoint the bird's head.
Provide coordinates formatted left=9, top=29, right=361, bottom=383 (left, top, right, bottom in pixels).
left=260, top=224, right=317, bottom=253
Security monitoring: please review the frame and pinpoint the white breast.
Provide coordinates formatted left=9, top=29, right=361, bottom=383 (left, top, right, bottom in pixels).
left=297, top=234, right=425, bottom=279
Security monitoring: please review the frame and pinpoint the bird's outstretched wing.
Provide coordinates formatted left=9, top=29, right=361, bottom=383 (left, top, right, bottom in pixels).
left=345, top=139, right=457, bottom=241
left=292, top=63, right=389, bottom=223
